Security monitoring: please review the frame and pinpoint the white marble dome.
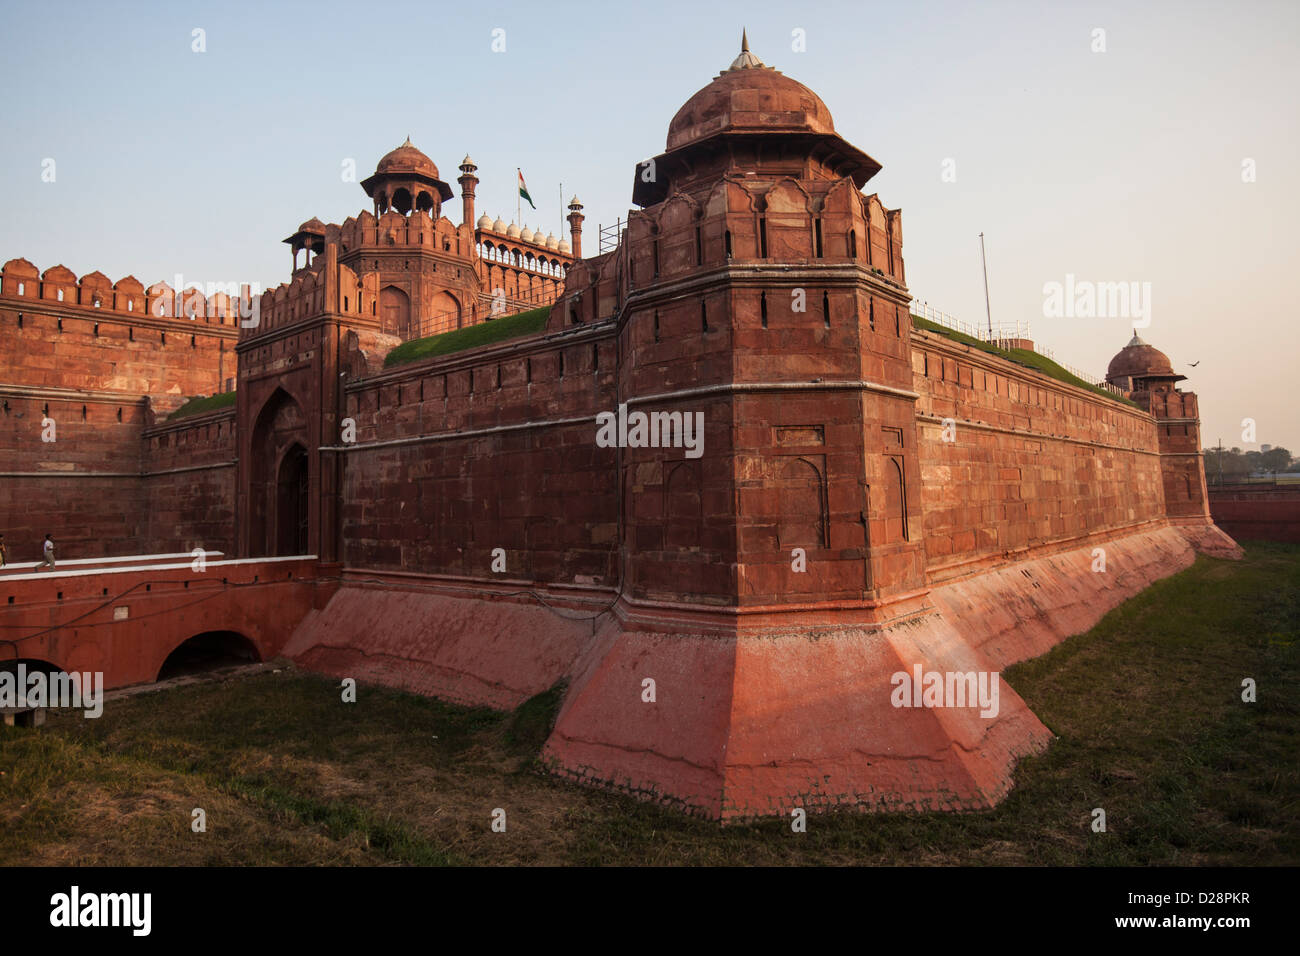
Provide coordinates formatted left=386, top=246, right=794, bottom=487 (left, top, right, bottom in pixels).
left=476, top=214, right=493, bottom=230
left=558, top=239, right=571, bottom=254
left=545, top=232, right=559, bottom=250
left=520, top=225, right=535, bottom=242
left=506, top=222, right=521, bottom=238
left=492, top=216, right=507, bottom=232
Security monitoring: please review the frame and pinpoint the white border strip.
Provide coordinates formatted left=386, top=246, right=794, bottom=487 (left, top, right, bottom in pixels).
left=0, top=551, right=225, bottom=573
left=1, top=554, right=315, bottom=583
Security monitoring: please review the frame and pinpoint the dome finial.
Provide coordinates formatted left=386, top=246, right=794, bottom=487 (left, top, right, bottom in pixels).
left=725, top=29, right=766, bottom=72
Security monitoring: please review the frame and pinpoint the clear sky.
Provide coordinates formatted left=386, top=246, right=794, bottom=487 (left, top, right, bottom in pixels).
left=1, top=0, right=1296, bottom=451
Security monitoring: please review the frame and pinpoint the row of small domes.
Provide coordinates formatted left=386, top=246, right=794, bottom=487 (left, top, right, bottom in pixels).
left=476, top=215, right=570, bottom=252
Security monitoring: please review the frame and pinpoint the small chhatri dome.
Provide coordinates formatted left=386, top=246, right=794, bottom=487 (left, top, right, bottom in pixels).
left=282, top=216, right=327, bottom=252
left=476, top=214, right=493, bottom=230
left=375, top=137, right=440, bottom=180
left=506, top=222, right=521, bottom=238
left=545, top=232, right=559, bottom=250
left=557, top=239, right=572, bottom=254
left=492, top=215, right=508, bottom=232
left=1106, top=332, right=1181, bottom=387
left=460, top=154, right=476, bottom=170
left=520, top=225, right=535, bottom=242
left=360, top=137, right=455, bottom=213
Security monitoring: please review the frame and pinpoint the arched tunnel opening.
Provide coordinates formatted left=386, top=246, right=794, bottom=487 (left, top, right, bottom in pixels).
left=156, top=631, right=261, bottom=681
left=1, top=658, right=67, bottom=727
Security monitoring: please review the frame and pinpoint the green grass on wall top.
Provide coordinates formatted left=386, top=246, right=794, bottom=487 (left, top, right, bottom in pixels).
left=910, top=314, right=1136, bottom=406
left=167, top=391, right=236, bottom=421
left=384, top=307, right=551, bottom=368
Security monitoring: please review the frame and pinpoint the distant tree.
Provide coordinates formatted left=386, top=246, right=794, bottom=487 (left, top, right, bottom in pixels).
left=1204, top=445, right=1294, bottom=481
left=1261, top=447, right=1292, bottom=473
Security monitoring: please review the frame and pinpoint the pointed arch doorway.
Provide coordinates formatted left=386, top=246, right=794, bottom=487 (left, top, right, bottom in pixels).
left=276, top=443, right=309, bottom=555
left=247, top=387, right=311, bottom=557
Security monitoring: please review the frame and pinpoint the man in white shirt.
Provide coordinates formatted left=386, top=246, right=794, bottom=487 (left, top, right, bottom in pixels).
left=38, top=534, right=55, bottom=570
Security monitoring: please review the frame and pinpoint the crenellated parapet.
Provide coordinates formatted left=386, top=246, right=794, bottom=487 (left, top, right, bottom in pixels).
left=335, top=209, right=473, bottom=258
left=0, top=258, right=248, bottom=326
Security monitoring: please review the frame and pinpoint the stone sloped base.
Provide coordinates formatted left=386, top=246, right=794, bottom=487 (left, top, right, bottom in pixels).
left=1171, top=519, right=1245, bottom=561
left=544, top=524, right=1206, bottom=819
left=284, top=522, right=1235, bottom=820
left=281, top=584, right=599, bottom=710
left=542, top=614, right=1054, bottom=819
left=928, top=525, right=1198, bottom=669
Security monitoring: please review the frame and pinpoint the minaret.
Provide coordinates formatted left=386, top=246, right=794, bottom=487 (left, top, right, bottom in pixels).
left=458, top=155, right=478, bottom=227
left=566, top=195, right=585, bottom=259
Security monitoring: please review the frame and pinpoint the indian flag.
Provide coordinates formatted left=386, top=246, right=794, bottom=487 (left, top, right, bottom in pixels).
left=518, top=169, right=535, bottom=209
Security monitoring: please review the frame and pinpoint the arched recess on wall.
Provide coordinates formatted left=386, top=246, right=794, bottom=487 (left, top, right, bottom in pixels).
left=379, top=285, right=411, bottom=337
left=776, top=456, right=827, bottom=549
left=431, top=290, right=461, bottom=330
left=882, top=455, right=908, bottom=543
left=248, top=388, right=309, bottom=557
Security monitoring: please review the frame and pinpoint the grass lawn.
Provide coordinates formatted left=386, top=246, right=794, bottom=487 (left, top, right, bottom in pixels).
left=166, top=391, right=236, bottom=421
left=383, top=306, right=550, bottom=368
left=2, top=543, right=1295, bottom=866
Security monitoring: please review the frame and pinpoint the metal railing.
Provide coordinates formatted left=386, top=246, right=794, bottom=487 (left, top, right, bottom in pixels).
left=411, top=285, right=561, bottom=340
left=910, top=298, right=1124, bottom=397
left=910, top=300, right=1029, bottom=343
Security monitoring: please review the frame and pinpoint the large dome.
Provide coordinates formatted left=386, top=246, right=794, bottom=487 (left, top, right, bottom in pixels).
left=1107, top=332, right=1176, bottom=383
left=374, top=137, right=440, bottom=181
left=665, top=43, right=835, bottom=151
left=633, top=34, right=881, bottom=207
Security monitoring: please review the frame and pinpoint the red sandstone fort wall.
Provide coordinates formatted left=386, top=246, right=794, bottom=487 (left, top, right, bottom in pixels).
left=332, top=295, right=1185, bottom=610
left=0, top=261, right=237, bottom=559
left=0, top=392, right=151, bottom=560
left=339, top=327, right=620, bottom=584
left=1, top=265, right=236, bottom=413
left=911, top=328, right=1168, bottom=582
left=141, top=408, right=238, bottom=555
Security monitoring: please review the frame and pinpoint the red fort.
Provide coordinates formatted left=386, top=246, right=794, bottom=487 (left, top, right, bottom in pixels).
left=0, top=40, right=1239, bottom=819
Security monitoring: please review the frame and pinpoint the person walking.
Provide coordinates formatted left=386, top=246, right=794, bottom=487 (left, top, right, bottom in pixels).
left=37, top=534, right=56, bottom=570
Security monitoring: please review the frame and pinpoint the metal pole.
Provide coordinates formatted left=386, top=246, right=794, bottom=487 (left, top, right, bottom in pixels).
left=979, top=232, right=993, bottom=341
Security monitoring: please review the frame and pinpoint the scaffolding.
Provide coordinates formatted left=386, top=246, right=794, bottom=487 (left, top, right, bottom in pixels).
left=598, top=219, right=624, bottom=256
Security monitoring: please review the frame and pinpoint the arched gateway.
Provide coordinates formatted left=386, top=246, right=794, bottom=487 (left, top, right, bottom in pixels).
left=248, top=388, right=311, bottom=556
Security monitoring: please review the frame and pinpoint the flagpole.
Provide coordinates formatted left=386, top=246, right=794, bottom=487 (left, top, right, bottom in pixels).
left=517, top=167, right=521, bottom=227
left=559, top=181, right=563, bottom=239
